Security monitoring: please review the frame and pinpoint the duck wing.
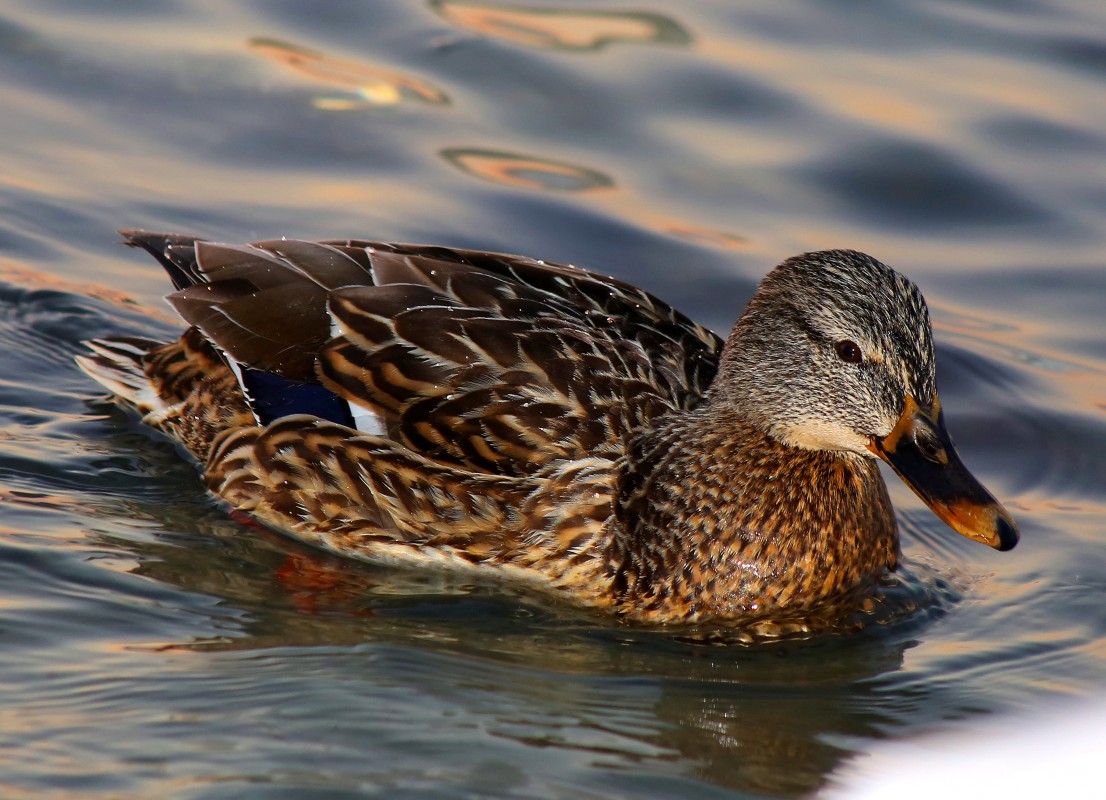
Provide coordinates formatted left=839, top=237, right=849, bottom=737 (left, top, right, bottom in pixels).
left=122, top=231, right=724, bottom=475
left=320, top=241, right=723, bottom=473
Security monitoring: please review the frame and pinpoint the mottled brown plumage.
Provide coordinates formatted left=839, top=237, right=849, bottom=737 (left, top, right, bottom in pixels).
left=77, top=231, right=1017, bottom=630
left=612, top=409, right=897, bottom=622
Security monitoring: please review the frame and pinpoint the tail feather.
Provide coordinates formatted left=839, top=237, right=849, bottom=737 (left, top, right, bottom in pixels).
left=78, top=329, right=256, bottom=462
left=118, top=230, right=205, bottom=291
left=111, top=229, right=380, bottom=432
left=76, top=336, right=168, bottom=415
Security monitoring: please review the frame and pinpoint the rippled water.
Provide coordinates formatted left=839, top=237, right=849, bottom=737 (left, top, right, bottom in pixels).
left=2, top=1, right=1105, bottom=797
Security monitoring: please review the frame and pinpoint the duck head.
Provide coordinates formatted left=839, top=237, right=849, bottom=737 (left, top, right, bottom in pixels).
left=714, top=250, right=1018, bottom=551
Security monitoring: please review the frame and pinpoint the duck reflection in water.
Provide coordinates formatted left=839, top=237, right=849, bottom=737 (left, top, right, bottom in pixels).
left=105, top=513, right=925, bottom=800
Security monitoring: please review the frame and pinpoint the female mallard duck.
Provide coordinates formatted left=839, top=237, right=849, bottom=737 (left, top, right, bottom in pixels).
left=78, top=231, right=1017, bottom=625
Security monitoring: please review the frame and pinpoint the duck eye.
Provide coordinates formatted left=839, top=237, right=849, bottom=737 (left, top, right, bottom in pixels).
left=834, top=340, right=863, bottom=364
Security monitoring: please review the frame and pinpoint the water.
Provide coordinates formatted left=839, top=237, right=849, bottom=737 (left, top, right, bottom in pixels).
left=1, top=1, right=1105, bottom=796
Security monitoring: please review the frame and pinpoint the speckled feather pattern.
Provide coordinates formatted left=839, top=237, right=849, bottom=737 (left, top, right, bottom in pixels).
left=79, top=234, right=937, bottom=626
left=613, top=408, right=898, bottom=622
left=719, top=250, right=936, bottom=449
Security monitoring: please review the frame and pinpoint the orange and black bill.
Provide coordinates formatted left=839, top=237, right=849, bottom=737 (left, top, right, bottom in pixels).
left=868, top=396, right=1018, bottom=551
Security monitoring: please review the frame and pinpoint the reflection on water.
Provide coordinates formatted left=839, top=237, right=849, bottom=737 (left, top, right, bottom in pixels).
left=656, top=222, right=748, bottom=250
left=102, top=495, right=928, bottom=797
left=2, top=0, right=1106, bottom=797
left=441, top=147, right=614, bottom=192
left=430, top=1, right=691, bottom=52
left=0, top=259, right=160, bottom=321
left=250, top=37, right=449, bottom=109
left=933, top=304, right=1099, bottom=375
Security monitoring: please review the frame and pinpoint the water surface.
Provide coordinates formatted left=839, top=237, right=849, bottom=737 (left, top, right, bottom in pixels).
left=1, top=1, right=1105, bottom=797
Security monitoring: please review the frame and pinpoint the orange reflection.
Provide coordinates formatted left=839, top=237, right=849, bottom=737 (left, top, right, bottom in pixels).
left=441, top=147, right=614, bottom=192
left=0, top=173, right=49, bottom=193
left=660, top=221, right=748, bottom=249
left=430, top=1, right=690, bottom=51
left=249, top=38, right=448, bottom=108
left=440, top=148, right=747, bottom=248
left=273, top=550, right=382, bottom=616
left=0, top=258, right=173, bottom=322
left=0, top=486, right=87, bottom=514
left=828, top=82, right=933, bottom=132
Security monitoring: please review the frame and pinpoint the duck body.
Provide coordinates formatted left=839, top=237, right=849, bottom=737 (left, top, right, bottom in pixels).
left=613, top=410, right=897, bottom=621
left=78, top=232, right=1015, bottom=626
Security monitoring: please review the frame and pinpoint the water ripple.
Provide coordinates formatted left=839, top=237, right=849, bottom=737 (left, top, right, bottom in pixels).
left=429, top=1, right=692, bottom=52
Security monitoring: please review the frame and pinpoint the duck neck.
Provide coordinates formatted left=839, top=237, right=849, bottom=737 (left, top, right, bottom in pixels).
left=612, top=405, right=899, bottom=623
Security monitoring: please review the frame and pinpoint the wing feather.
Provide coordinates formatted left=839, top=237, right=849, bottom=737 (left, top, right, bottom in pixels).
left=123, top=232, right=723, bottom=475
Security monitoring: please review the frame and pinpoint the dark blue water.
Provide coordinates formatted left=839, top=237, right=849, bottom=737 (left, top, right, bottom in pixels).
left=1, top=1, right=1105, bottom=797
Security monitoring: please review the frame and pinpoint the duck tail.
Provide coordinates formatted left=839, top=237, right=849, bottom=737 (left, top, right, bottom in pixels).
left=110, top=229, right=381, bottom=433
left=75, top=227, right=209, bottom=416
left=118, top=229, right=206, bottom=291
left=78, top=328, right=256, bottom=462
left=76, top=336, right=168, bottom=415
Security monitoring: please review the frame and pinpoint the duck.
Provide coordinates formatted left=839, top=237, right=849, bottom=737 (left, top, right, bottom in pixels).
left=77, top=230, right=1018, bottom=626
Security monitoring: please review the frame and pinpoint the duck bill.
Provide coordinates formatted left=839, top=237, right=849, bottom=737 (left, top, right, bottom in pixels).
left=868, top=396, right=1018, bottom=551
